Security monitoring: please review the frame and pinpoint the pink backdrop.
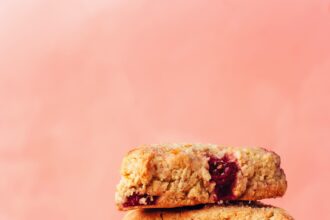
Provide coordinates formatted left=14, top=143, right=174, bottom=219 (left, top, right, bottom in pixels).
left=1, top=1, right=330, bottom=219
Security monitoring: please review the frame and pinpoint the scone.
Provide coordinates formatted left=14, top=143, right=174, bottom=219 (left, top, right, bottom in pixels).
left=116, top=144, right=287, bottom=210
left=123, top=202, right=294, bottom=220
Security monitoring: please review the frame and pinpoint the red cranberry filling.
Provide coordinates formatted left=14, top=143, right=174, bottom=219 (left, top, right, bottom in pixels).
left=208, top=155, right=238, bottom=201
left=123, top=193, right=158, bottom=207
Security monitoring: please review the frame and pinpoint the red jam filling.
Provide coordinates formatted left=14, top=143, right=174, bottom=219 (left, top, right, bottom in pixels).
left=208, top=155, right=239, bottom=201
left=123, top=193, right=158, bottom=207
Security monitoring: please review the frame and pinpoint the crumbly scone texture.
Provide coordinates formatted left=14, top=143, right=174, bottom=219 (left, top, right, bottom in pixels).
left=123, top=202, right=294, bottom=220
left=116, top=143, right=287, bottom=210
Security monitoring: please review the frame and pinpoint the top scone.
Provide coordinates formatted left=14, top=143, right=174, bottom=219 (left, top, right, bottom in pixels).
left=116, top=144, right=287, bottom=210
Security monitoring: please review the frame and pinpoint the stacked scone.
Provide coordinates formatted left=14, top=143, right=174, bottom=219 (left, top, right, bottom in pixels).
left=116, top=144, right=293, bottom=220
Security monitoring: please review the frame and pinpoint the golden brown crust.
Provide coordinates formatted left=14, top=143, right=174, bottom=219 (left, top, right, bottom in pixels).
left=116, top=144, right=287, bottom=210
left=123, top=202, right=294, bottom=220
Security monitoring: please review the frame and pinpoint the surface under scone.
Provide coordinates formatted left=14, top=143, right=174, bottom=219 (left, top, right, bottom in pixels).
left=123, top=202, right=294, bottom=220
left=116, top=143, right=287, bottom=210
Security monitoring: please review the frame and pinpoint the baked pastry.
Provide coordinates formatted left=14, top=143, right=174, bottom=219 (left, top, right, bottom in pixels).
left=116, top=144, right=287, bottom=210
left=123, top=201, right=293, bottom=220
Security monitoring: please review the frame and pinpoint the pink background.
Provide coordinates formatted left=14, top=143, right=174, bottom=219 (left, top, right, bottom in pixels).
left=1, top=1, right=330, bottom=219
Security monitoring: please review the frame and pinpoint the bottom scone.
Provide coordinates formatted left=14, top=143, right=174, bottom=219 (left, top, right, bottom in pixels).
left=123, top=201, right=293, bottom=220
